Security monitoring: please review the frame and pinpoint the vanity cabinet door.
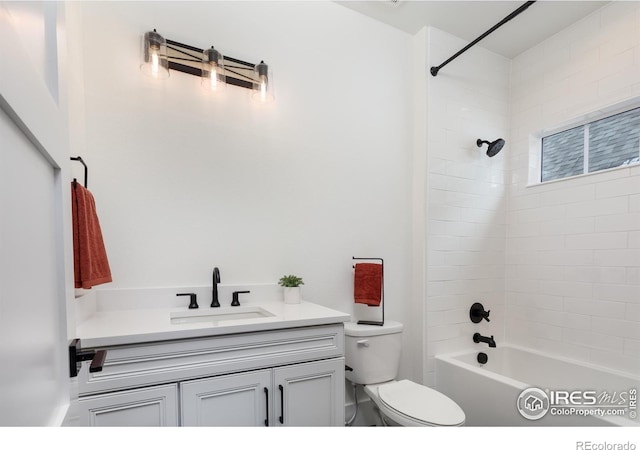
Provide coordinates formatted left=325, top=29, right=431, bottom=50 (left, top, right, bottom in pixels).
left=181, top=369, right=272, bottom=426
left=78, top=384, right=178, bottom=426
left=273, top=358, right=345, bottom=427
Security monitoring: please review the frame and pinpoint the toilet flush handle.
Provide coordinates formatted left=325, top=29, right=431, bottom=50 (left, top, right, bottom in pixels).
left=356, top=339, right=370, bottom=347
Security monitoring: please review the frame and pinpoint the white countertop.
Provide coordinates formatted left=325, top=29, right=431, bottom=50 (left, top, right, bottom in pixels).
left=76, top=285, right=350, bottom=347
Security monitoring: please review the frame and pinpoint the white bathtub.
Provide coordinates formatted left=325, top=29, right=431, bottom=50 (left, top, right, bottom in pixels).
left=436, top=345, right=639, bottom=426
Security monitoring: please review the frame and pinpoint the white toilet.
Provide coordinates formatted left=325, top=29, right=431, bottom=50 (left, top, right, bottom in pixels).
left=344, top=321, right=465, bottom=427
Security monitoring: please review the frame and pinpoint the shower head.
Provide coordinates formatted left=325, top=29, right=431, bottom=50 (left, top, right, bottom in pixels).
left=476, top=138, right=505, bottom=157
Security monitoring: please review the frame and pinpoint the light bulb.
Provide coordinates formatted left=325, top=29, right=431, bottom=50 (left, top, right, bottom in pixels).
left=151, top=51, right=159, bottom=77
left=210, top=66, right=218, bottom=90
left=259, top=75, right=267, bottom=101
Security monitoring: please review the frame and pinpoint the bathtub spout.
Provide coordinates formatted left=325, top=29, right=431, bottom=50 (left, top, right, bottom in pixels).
left=473, top=333, right=496, bottom=348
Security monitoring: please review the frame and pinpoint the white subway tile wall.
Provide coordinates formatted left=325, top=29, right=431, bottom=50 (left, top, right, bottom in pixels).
left=425, top=27, right=510, bottom=386
left=508, top=2, right=640, bottom=374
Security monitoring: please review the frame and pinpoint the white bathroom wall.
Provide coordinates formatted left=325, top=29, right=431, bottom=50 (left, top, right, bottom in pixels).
left=75, top=2, right=416, bottom=374
left=507, top=2, right=640, bottom=375
left=425, top=27, right=510, bottom=386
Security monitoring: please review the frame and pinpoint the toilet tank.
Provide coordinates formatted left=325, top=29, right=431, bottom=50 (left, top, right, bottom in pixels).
left=344, top=321, right=404, bottom=385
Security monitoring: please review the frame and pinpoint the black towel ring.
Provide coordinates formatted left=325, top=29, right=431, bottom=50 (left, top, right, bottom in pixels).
left=70, top=156, right=88, bottom=188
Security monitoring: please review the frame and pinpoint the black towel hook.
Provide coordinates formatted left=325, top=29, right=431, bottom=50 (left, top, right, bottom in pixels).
left=70, top=156, right=88, bottom=188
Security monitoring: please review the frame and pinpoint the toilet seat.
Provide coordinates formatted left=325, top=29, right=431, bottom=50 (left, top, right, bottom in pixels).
left=370, top=380, right=465, bottom=426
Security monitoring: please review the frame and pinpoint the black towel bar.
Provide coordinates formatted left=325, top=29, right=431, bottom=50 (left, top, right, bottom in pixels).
left=70, top=156, right=88, bottom=188
left=352, top=256, right=384, bottom=326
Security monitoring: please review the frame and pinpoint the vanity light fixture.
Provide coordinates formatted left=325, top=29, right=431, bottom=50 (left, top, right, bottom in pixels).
left=140, top=29, right=274, bottom=102
left=253, top=60, right=274, bottom=103
left=202, top=46, right=225, bottom=91
left=140, top=29, right=170, bottom=79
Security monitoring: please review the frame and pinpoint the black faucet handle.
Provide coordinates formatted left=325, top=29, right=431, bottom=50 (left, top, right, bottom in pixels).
left=231, top=290, right=250, bottom=307
left=470, top=302, right=491, bottom=323
left=177, top=293, right=198, bottom=309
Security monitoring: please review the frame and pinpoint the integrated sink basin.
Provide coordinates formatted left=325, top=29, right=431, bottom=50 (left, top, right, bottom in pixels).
left=170, top=306, right=275, bottom=325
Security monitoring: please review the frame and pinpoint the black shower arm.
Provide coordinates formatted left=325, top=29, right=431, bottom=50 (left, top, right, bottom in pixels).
left=430, top=1, right=536, bottom=77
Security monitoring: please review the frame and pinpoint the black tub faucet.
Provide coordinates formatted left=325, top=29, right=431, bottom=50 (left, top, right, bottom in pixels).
left=211, top=267, right=220, bottom=308
left=473, top=333, right=496, bottom=348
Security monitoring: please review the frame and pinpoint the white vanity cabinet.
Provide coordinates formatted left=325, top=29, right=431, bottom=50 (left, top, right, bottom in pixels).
left=77, top=324, right=345, bottom=427
left=180, top=358, right=344, bottom=426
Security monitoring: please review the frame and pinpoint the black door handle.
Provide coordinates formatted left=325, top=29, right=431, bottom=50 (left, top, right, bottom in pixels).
left=264, top=387, right=269, bottom=426
left=278, top=384, right=284, bottom=424
left=68, top=338, right=107, bottom=378
left=90, top=350, right=107, bottom=373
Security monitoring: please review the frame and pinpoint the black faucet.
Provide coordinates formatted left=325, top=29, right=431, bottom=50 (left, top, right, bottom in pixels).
left=177, top=293, right=198, bottom=309
left=231, top=290, right=250, bottom=307
left=473, top=333, right=496, bottom=348
left=211, top=267, right=220, bottom=308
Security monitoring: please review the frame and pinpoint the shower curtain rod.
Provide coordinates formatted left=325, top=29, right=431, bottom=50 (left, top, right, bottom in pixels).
left=430, top=1, right=536, bottom=77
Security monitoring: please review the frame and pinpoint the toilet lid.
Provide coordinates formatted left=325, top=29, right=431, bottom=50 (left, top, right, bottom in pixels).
left=378, top=380, right=465, bottom=426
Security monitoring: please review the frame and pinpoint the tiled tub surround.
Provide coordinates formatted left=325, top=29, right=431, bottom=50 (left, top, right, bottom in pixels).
left=506, top=1, right=640, bottom=374
left=423, top=27, right=510, bottom=387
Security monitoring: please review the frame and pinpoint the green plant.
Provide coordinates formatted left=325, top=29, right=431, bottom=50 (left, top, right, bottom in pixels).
left=278, top=275, right=304, bottom=288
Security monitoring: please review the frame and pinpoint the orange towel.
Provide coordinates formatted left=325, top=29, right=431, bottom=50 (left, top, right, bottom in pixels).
left=72, top=182, right=112, bottom=289
left=354, top=263, right=382, bottom=307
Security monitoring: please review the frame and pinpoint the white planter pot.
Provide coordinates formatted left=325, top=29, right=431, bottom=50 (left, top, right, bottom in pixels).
left=283, top=287, right=301, bottom=304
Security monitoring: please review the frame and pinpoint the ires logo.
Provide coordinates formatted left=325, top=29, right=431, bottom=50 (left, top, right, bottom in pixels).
left=550, top=391, right=597, bottom=405
left=517, top=388, right=550, bottom=420
left=550, top=390, right=630, bottom=406
left=517, top=387, right=637, bottom=421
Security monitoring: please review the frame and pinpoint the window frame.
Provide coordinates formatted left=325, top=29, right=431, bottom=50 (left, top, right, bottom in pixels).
left=537, top=101, right=640, bottom=184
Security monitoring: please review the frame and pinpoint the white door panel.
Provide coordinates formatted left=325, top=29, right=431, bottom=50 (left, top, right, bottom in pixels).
left=0, top=1, right=72, bottom=425
left=0, top=106, right=68, bottom=425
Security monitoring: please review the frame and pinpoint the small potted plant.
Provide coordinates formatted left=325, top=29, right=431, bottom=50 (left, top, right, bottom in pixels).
left=279, top=275, right=304, bottom=304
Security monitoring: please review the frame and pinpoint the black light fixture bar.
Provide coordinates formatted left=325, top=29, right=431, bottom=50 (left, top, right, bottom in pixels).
left=166, top=39, right=202, bottom=54
left=430, top=1, right=536, bottom=77
left=165, top=39, right=256, bottom=90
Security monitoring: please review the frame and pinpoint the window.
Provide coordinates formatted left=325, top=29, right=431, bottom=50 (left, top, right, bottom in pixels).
left=541, top=107, right=640, bottom=182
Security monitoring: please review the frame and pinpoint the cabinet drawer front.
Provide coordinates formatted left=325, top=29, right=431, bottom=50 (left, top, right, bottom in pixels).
left=78, top=384, right=178, bottom=427
left=79, top=324, right=344, bottom=395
